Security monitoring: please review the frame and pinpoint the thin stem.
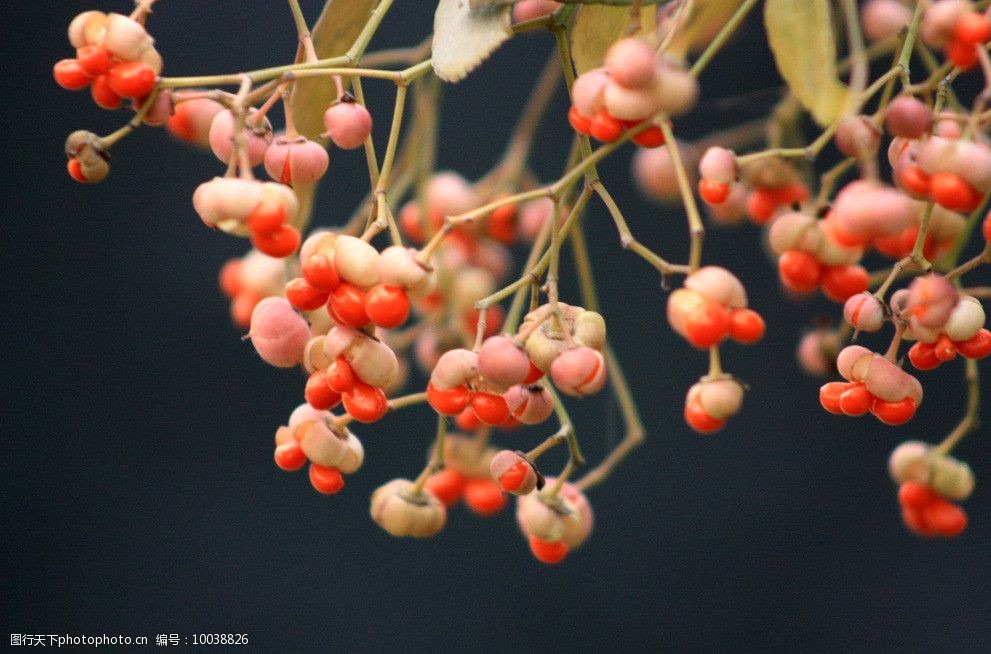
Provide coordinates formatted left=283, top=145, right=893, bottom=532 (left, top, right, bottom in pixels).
left=659, top=121, right=705, bottom=272
left=932, top=359, right=981, bottom=457
left=350, top=78, right=380, bottom=189
left=288, top=0, right=318, bottom=63
left=689, top=0, right=760, bottom=77
left=945, top=244, right=991, bottom=281
left=410, top=414, right=448, bottom=495
left=525, top=427, right=568, bottom=461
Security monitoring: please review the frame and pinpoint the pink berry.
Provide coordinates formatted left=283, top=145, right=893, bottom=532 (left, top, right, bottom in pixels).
left=208, top=109, right=273, bottom=167
left=885, top=96, right=933, bottom=139
left=478, top=336, right=531, bottom=388
left=843, top=293, right=885, bottom=332
left=571, top=68, right=609, bottom=117
left=323, top=101, right=373, bottom=150
left=550, top=346, right=606, bottom=397
left=835, top=115, right=880, bottom=157
left=504, top=385, right=555, bottom=425
left=862, top=0, right=912, bottom=42
left=604, top=38, right=658, bottom=89
left=263, top=136, right=329, bottom=186
left=248, top=297, right=311, bottom=367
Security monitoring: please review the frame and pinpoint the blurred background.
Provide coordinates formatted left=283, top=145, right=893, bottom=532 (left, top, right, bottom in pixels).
left=3, top=2, right=990, bottom=651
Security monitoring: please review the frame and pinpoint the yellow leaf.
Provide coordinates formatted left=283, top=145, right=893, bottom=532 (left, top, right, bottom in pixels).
left=290, top=0, right=377, bottom=141
left=571, top=4, right=657, bottom=75
left=432, top=0, right=512, bottom=83
left=662, top=0, right=745, bottom=63
left=764, top=0, right=848, bottom=127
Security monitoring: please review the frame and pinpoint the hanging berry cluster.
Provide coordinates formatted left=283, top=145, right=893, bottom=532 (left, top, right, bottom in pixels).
left=53, top=0, right=991, bottom=563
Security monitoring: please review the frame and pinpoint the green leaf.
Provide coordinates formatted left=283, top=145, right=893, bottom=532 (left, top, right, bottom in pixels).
left=571, top=4, right=656, bottom=75
left=764, top=0, right=848, bottom=127
left=290, top=0, right=377, bottom=141
left=432, top=0, right=512, bottom=83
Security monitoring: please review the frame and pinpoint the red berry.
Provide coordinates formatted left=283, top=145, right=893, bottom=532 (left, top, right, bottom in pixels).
left=820, top=264, right=868, bottom=302
left=302, top=253, right=340, bottom=291
left=462, top=478, right=506, bottom=516
left=523, top=360, right=545, bottom=384
left=953, top=13, right=991, bottom=45
left=589, top=111, right=622, bottom=142
left=75, top=45, right=111, bottom=77
left=683, top=300, right=730, bottom=348
left=106, top=61, right=157, bottom=100
left=305, top=370, right=342, bottom=410
left=218, top=260, right=243, bottom=298
left=957, top=329, right=991, bottom=359
left=632, top=126, right=666, bottom=148
left=426, top=382, right=471, bottom=416
left=66, top=158, right=88, bottom=183
left=326, top=356, right=356, bottom=394
left=486, top=202, right=517, bottom=245
left=498, top=461, right=531, bottom=493
left=838, top=383, right=873, bottom=417
left=699, top=179, right=731, bottom=204
left=899, top=166, right=931, bottom=196
left=365, top=284, right=410, bottom=329
left=246, top=198, right=287, bottom=234
left=908, top=341, right=942, bottom=370
left=342, top=380, right=388, bottom=423
left=308, top=463, right=345, bottom=494
left=285, top=277, right=329, bottom=311
left=870, top=396, right=917, bottom=425
left=933, top=333, right=958, bottom=362
left=274, top=442, right=307, bottom=471
left=251, top=224, right=301, bottom=258
left=528, top=535, right=569, bottom=564
left=746, top=188, right=777, bottom=224
left=778, top=250, right=822, bottom=294
left=946, top=39, right=979, bottom=69
left=930, top=172, right=982, bottom=212
left=328, top=282, right=370, bottom=328
left=568, top=105, right=592, bottom=135
left=819, top=381, right=850, bottom=414
left=728, top=308, right=765, bottom=344
left=90, top=74, right=122, bottom=109
left=53, top=59, right=92, bottom=90
left=898, top=481, right=934, bottom=509
left=470, top=392, right=510, bottom=426
left=455, top=406, right=483, bottom=432
left=684, top=394, right=725, bottom=433
left=424, top=469, right=466, bottom=506
left=925, top=500, right=967, bottom=536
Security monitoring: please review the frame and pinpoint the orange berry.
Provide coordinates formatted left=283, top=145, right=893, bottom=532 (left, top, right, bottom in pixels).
left=899, top=165, right=931, bottom=196
left=455, top=406, right=483, bottom=432
left=425, top=469, right=466, bottom=506
left=746, top=188, right=777, bottom=224
left=470, top=392, right=510, bottom=426
left=426, top=382, right=471, bottom=416
left=365, top=284, right=410, bottom=329
left=778, top=250, right=822, bottom=294
left=326, top=356, right=355, bottom=394
left=838, top=383, right=873, bottom=417
left=328, top=282, right=370, bottom=328
left=589, top=111, right=622, bottom=142
left=699, top=179, right=730, bottom=204
left=728, top=308, right=765, bottom=344
left=251, top=224, right=300, bottom=258
left=946, top=38, right=978, bottom=69
left=528, top=535, right=569, bottom=564
left=953, top=13, right=991, bottom=44
left=218, top=259, right=244, bottom=298
left=274, top=442, right=307, bottom=471
left=632, top=126, right=665, bottom=148
left=908, top=341, right=942, bottom=370
left=285, top=277, right=329, bottom=311
left=75, top=44, right=111, bottom=77
left=486, top=201, right=517, bottom=245
left=90, top=74, right=122, bottom=109
left=683, top=299, right=730, bottom=348
left=957, top=329, right=991, bottom=359
left=462, top=478, right=507, bottom=516
left=230, top=291, right=261, bottom=329
left=305, top=370, right=342, bottom=410
left=66, top=158, right=88, bottom=182
left=308, top=463, right=345, bottom=494
left=820, top=264, right=868, bottom=302
left=684, top=393, right=725, bottom=433
left=930, top=172, right=982, bottom=212
left=870, top=396, right=917, bottom=425
left=106, top=60, right=157, bottom=99
left=819, top=381, right=851, bottom=414
left=53, top=58, right=92, bottom=90
left=245, top=198, right=287, bottom=235
left=933, top=333, right=958, bottom=362
left=342, top=380, right=388, bottom=423
left=568, top=105, right=592, bottom=135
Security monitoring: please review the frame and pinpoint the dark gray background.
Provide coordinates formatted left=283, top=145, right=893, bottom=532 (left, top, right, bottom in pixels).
left=3, top=2, right=990, bottom=652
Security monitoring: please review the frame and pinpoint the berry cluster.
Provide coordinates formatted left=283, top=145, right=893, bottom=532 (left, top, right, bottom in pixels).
left=820, top=345, right=923, bottom=425
left=890, top=441, right=973, bottom=538
left=273, top=405, right=365, bottom=495
left=54, top=10, right=162, bottom=110
left=516, top=480, right=593, bottom=564
left=424, top=435, right=511, bottom=518
left=568, top=37, right=696, bottom=146
left=194, top=178, right=301, bottom=257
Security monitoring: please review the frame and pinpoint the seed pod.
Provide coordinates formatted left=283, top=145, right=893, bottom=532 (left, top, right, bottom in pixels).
left=929, top=455, right=975, bottom=501
left=888, top=441, right=932, bottom=485
left=370, top=479, right=446, bottom=538
left=490, top=450, right=538, bottom=495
